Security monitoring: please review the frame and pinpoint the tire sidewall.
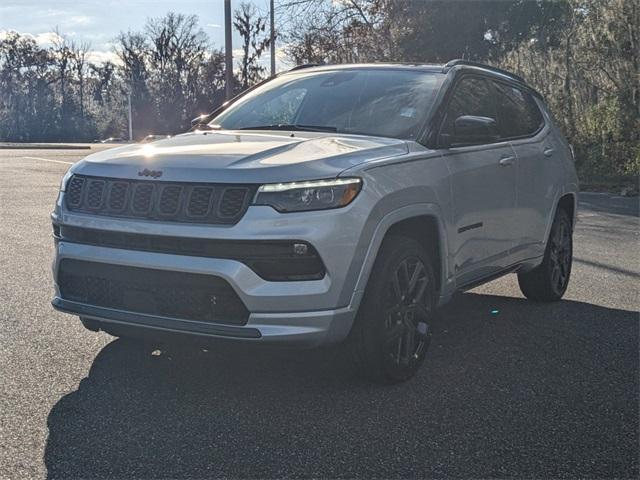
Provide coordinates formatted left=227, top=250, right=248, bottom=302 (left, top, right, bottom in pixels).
left=545, top=209, right=573, bottom=298
left=354, top=236, right=437, bottom=383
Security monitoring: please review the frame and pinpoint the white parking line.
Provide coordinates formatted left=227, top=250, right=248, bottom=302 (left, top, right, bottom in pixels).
left=22, top=156, right=74, bottom=165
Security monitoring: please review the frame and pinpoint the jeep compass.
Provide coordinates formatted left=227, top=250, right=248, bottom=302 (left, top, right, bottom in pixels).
left=52, top=60, right=578, bottom=382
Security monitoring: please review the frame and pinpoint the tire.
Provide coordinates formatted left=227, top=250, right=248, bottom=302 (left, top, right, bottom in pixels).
left=518, top=208, right=573, bottom=302
left=349, top=235, right=437, bottom=383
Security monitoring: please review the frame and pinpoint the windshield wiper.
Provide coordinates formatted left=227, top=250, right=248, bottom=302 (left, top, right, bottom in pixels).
left=237, top=124, right=338, bottom=133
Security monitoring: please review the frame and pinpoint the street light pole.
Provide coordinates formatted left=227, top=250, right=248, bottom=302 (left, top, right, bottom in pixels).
left=270, top=0, right=276, bottom=77
left=128, top=71, right=133, bottom=141
left=224, top=0, right=233, bottom=100
left=127, top=91, right=133, bottom=141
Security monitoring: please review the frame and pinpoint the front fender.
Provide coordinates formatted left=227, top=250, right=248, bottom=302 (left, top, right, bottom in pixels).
left=341, top=202, right=451, bottom=313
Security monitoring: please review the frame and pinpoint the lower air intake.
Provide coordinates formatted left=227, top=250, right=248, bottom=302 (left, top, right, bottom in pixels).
left=57, top=259, right=250, bottom=325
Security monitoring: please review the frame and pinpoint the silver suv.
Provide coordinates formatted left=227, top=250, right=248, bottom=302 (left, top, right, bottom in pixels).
left=52, top=61, right=578, bottom=382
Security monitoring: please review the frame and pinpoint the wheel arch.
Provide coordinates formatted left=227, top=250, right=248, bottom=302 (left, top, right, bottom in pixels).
left=543, top=191, right=577, bottom=246
left=384, top=216, right=443, bottom=294
left=349, top=204, right=450, bottom=311
left=557, top=192, right=577, bottom=226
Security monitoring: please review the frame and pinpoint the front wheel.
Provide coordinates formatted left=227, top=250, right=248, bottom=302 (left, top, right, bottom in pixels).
left=518, top=208, right=573, bottom=302
left=349, top=235, right=436, bottom=383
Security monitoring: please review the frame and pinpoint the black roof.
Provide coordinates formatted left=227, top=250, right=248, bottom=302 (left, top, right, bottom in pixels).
left=285, top=62, right=444, bottom=73
left=286, top=60, right=529, bottom=89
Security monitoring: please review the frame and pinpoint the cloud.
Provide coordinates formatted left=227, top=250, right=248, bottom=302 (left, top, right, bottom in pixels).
left=263, top=45, right=295, bottom=72
left=87, top=50, right=122, bottom=66
left=206, top=23, right=222, bottom=28
left=68, top=15, right=94, bottom=26
left=0, top=29, right=64, bottom=46
left=34, top=31, right=64, bottom=45
left=229, top=45, right=294, bottom=73
left=0, top=29, right=120, bottom=66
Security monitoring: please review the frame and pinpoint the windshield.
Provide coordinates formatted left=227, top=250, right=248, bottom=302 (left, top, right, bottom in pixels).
left=211, top=69, right=444, bottom=140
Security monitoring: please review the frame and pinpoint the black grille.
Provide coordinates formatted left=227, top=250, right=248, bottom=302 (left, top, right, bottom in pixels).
left=220, top=188, right=249, bottom=217
left=132, top=183, right=154, bottom=213
left=66, top=176, right=85, bottom=207
left=159, top=186, right=182, bottom=215
left=65, top=175, right=254, bottom=224
left=58, top=259, right=250, bottom=325
left=86, top=180, right=106, bottom=209
left=108, top=182, right=129, bottom=211
left=188, top=187, right=214, bottom=217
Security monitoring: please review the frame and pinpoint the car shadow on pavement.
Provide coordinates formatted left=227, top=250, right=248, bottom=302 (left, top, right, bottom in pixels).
left=44, top=293, right=639, bottom=479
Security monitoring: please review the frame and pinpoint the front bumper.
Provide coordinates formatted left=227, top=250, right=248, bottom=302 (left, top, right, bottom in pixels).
left=52, top=296, right=355, bottom=347
left=52, top=199, right=371, bottom=347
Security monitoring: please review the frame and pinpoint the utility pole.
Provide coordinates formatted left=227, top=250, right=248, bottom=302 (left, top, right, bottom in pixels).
left=224, top=0, right=233, bottom=100
left=127, top=91, right=133, bottom=141
left=270, top=0, right=276, bottom=77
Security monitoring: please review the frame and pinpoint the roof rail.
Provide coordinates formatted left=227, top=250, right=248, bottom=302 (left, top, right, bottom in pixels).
left=442, top=59, right=526, bottom=84
left=288, top=63, right=322, bottom=72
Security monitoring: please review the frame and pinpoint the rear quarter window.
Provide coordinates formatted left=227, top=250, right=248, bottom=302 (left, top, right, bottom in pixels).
left=493, top=81, right=544, bottom=138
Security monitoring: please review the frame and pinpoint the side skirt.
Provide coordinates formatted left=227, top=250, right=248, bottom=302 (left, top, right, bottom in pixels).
left=455, top=255, right=544, bottom=293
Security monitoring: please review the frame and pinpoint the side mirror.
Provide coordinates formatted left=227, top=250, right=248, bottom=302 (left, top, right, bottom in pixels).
left=449, top=115, right=499, bottom=147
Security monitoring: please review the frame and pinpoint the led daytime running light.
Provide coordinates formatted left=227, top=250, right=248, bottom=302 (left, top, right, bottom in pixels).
left=258, top=178, right=361, bottom=193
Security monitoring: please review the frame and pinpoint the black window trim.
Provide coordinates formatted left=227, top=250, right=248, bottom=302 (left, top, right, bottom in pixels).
left=490, top=78, right=546, bottom=142
left=432, top=71, right=546, bottom=150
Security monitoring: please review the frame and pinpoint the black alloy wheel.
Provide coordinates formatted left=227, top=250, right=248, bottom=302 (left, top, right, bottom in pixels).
left=518, top=208, right=573, bottom=302
left=383, top=257, right=432, bottom=369
left=350, top=235, right=436, bottom=383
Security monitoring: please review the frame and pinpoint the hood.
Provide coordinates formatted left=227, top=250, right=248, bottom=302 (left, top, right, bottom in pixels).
left=72, top=130, right=409, bottom=183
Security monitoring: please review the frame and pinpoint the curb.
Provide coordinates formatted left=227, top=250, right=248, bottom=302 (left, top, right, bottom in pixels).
left=0, top=144, right=91, bottom=150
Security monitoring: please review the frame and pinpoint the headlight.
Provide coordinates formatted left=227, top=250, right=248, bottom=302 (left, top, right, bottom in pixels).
left=254, top=178, right=362, bottom=213
left=59, top=168, right=74, bottom=191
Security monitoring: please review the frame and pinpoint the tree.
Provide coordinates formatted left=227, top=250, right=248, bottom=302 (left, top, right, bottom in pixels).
left=116, top=30, right=153, bottom=137
left=88, top=61, right=127, bottom=138
left=0, top=31, right=56, bottom=141
left=282, top=0, right=394, bottom=64
left=498, top=0, right=639, bottom=180
left=70, top=40, right=91, bottom=121
left=234, top=3, right=272, bottom=89
left=195, top=49, right=227, bottom=115
left=282, top=0, right=571, bottom=63
left=145, top=12, right=209, bottom=133
left=0, top=14, right=229, bottom=143
left=50, top=29, right=82, bottom=140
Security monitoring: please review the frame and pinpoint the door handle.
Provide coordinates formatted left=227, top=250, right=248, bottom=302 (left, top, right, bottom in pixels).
left=544, top=147, right=555, bottom=157
left=499, top=156, right=515, bottom=166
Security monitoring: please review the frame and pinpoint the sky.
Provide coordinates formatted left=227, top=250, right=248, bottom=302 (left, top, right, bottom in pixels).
left=0, top=0, right=293, bottom=70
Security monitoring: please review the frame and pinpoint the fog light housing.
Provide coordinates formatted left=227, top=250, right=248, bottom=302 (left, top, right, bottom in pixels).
left=245, top=241, right=325, bottom=281
left=293, top=243, right=308, bottom=256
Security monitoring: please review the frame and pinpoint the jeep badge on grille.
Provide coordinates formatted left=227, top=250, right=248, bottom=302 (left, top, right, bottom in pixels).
left=138, top=168, right=163, bottom=178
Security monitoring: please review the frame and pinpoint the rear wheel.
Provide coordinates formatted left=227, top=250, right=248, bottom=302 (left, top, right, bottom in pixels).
left=349, top=235, right=436, bottom=383
left=518, top=208, right=573, bottom=302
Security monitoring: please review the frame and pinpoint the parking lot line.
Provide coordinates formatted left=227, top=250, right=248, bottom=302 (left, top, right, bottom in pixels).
left=22, top=156, right=74, bottom=165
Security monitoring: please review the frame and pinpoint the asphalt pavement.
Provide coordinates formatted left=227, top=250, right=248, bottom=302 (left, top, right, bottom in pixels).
left=1, top=146, right=638, bottom=479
